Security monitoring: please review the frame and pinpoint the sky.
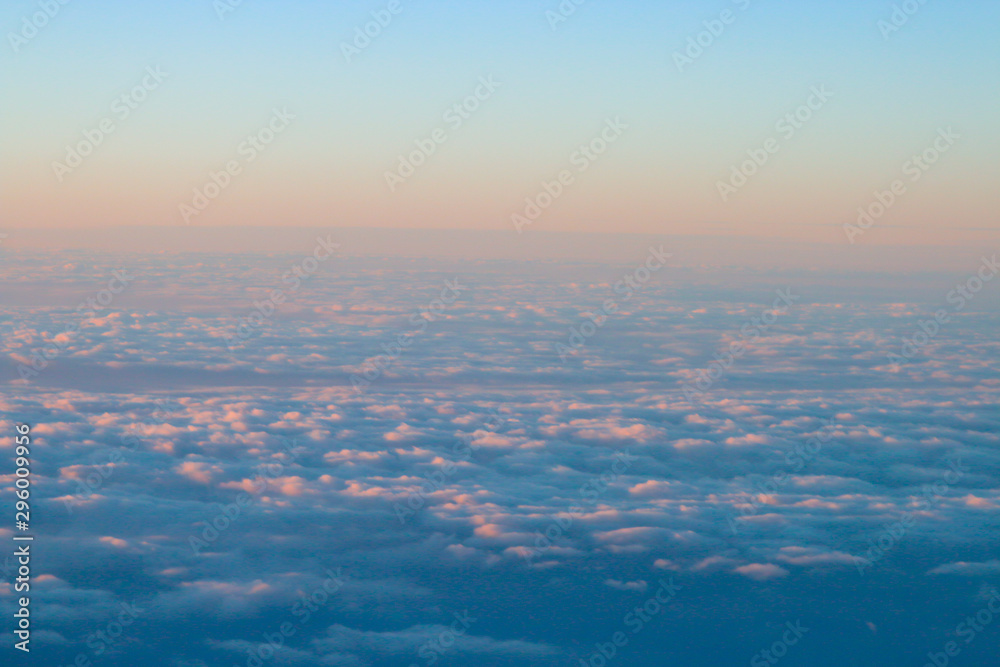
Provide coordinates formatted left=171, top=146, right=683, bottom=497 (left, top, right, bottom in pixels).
left=2, top=0, right=999, bottom=246
left=2, top=4, right=1000, bottom=666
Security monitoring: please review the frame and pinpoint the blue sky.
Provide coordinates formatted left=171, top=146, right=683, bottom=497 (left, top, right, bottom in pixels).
left=2, top=0, right=998, bottom=242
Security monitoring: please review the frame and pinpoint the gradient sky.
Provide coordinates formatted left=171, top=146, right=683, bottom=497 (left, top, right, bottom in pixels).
left=2, top=6, right=1000, bottom=664
left=2, top=0, right=998, bottom=244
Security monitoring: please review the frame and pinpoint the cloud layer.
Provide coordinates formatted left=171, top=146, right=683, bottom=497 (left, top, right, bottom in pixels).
left=1, top=251, right=998, bottom=666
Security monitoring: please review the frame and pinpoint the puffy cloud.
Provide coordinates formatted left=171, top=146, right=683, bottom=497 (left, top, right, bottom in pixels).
left=733, top=564, right=790, bottom=581
left=2, top=253, right=998, bottom=665
left=927, top=561, right=1000, bottom=576
left=604, top=579, right=648, bottom=592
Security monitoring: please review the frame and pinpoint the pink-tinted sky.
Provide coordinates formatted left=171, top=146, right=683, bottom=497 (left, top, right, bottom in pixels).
left=2, top=0, right=998, bottom=250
